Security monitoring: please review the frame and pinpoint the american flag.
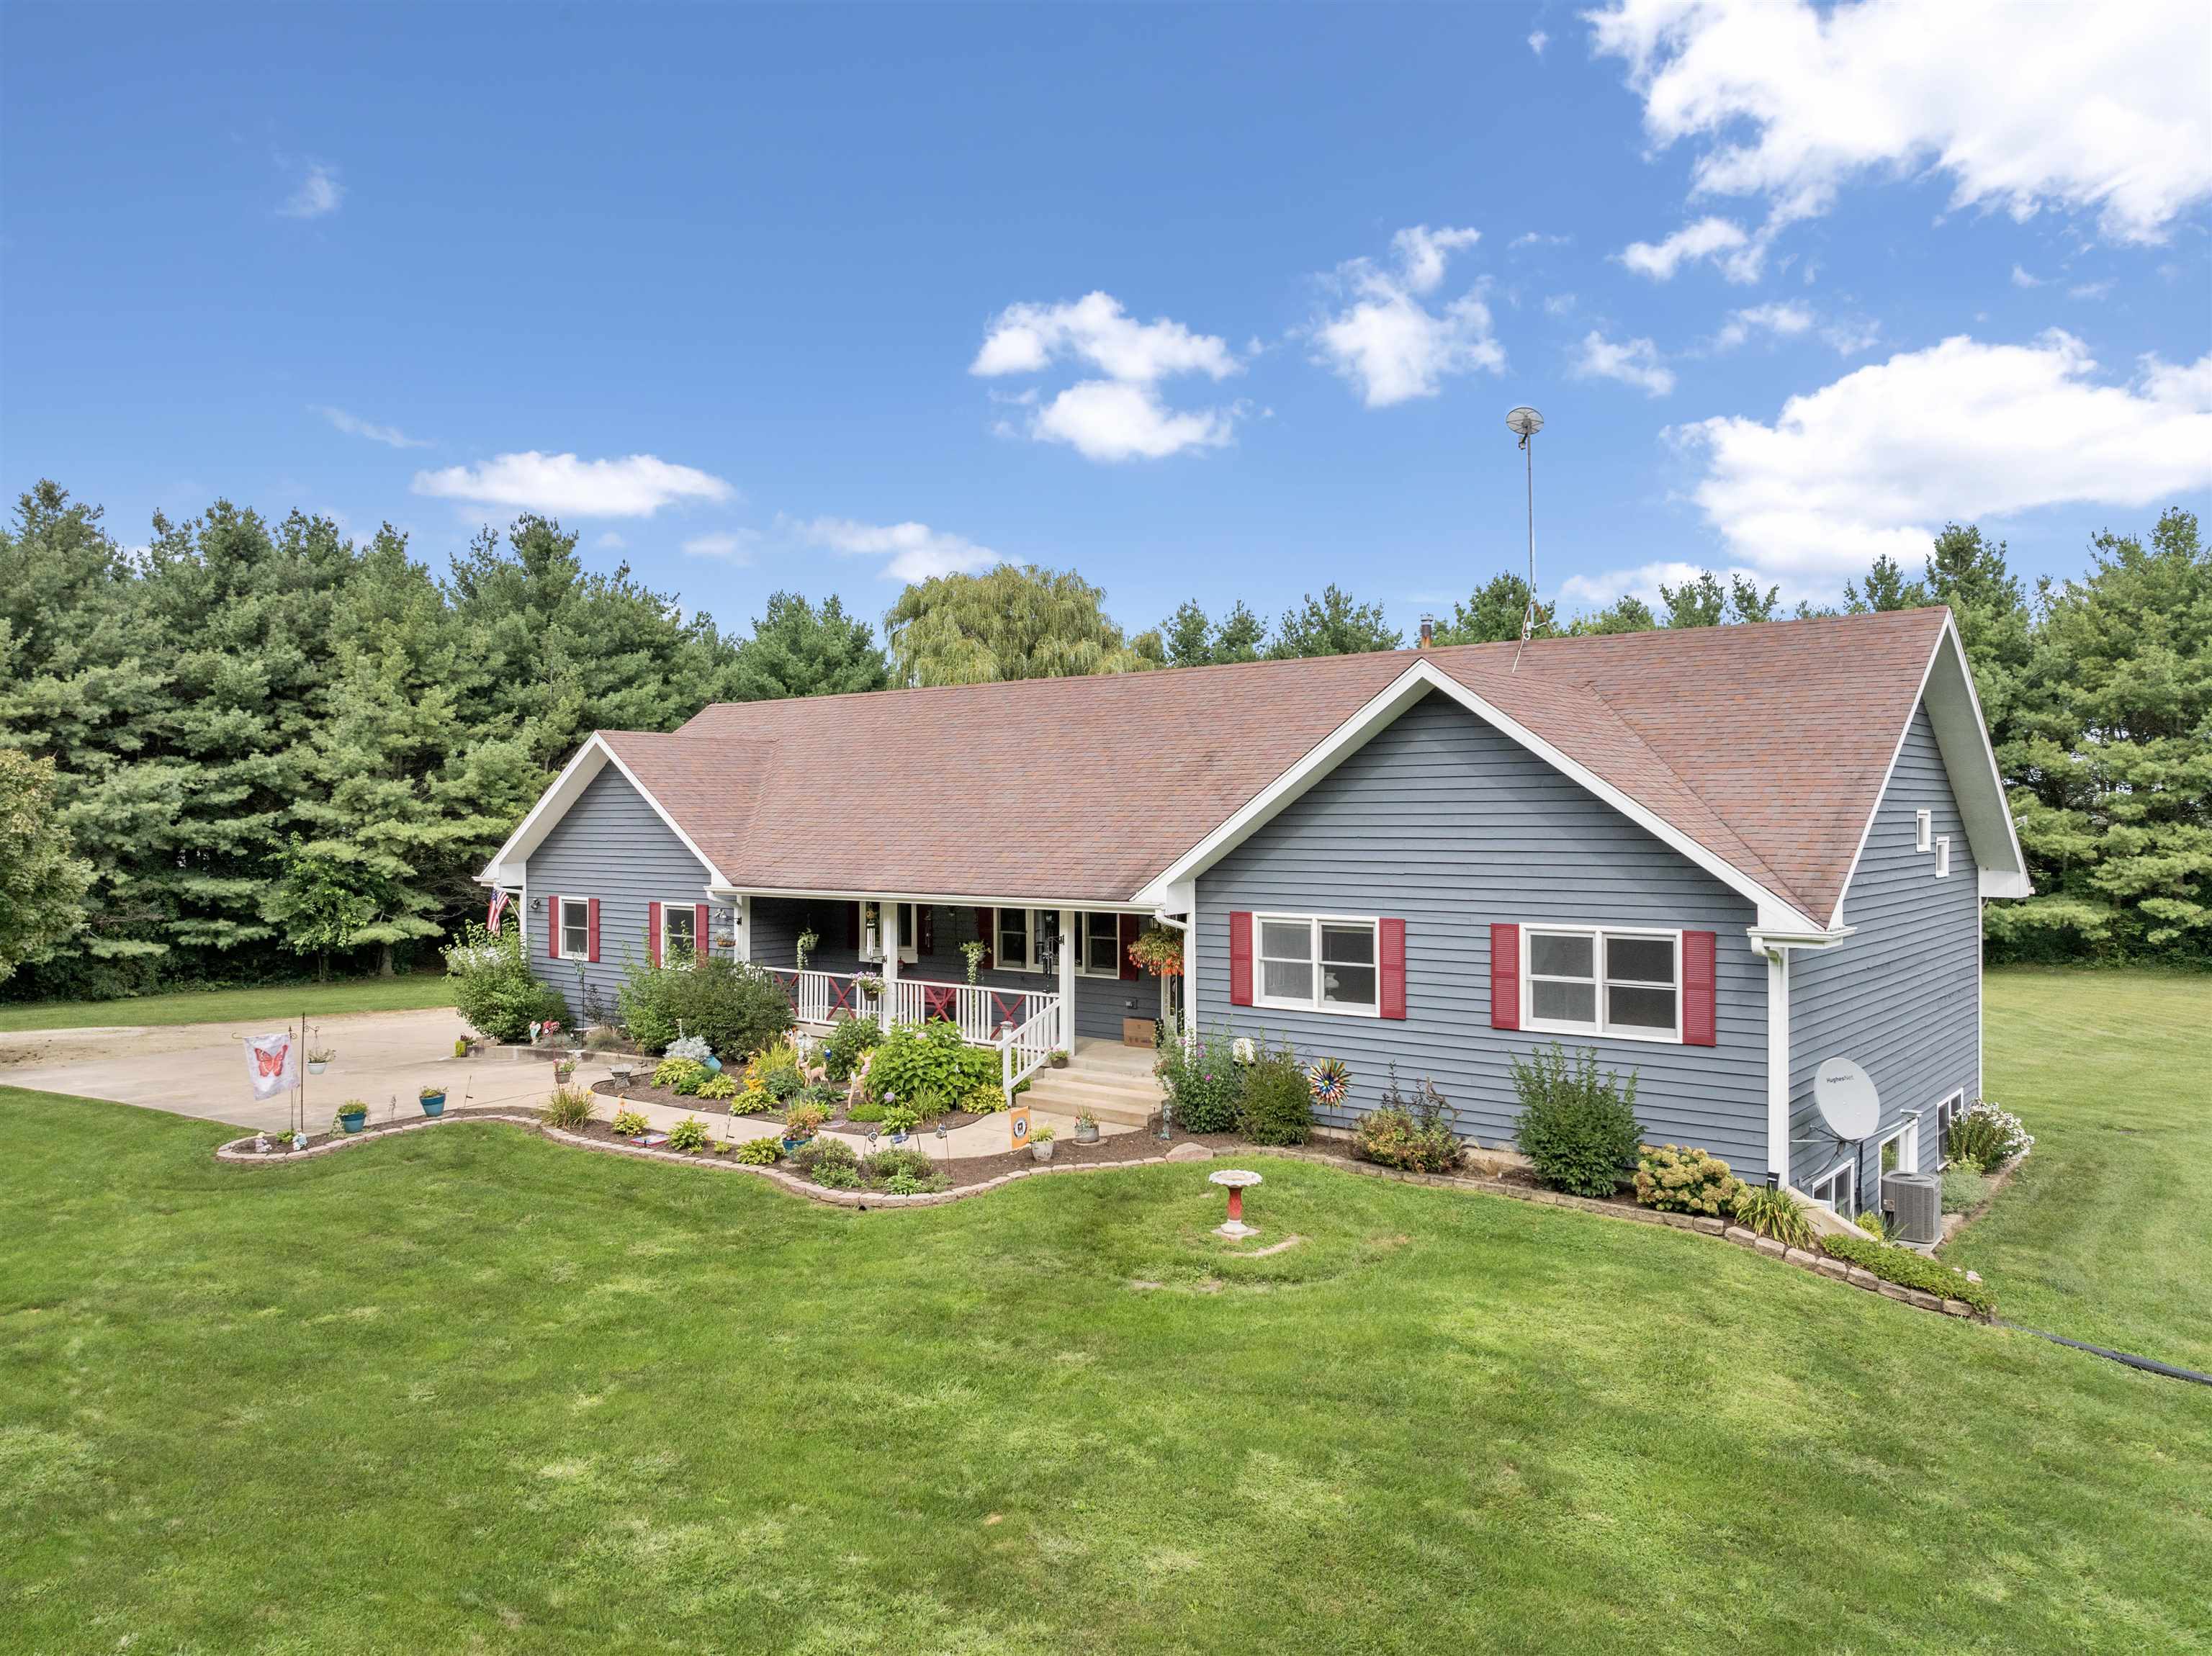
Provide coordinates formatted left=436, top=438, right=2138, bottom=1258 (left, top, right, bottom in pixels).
left=487, top=888, right=511, bottom=935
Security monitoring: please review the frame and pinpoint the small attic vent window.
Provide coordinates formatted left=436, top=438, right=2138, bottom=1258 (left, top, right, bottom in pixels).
left=1915, top=809, right=1933, bottom=853
left=1935, top=834, right=1951, bottom=878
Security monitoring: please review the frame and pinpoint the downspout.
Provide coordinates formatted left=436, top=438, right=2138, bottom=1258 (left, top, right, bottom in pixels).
left=1151, top=907, right=1190, bottom=1032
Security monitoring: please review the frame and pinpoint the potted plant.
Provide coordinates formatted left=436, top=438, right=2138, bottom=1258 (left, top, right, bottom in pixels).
left=783, top=1099, right=827, bottom=1154
left=796, top=925, right=819, bottom=973
left=1031, top=1125, right=1056, bottom=1162
left=1074, top=1107, right=1100, bottom=1145
left=305, top=1046, right=336, bottom=1076
left=336, top=1099, right=369, bottom=1135
left=418, top=1084, right=447, bottom=1117
left=1048, top=1050, right=1069, bottom=1069
left=552, top=1058, right=577, bottom=1084
left=961, top=940, right=986, bottom=985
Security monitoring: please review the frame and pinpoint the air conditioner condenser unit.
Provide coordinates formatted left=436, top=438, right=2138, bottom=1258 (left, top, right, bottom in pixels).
left=1881, top=1171, right=1943, bottom=1246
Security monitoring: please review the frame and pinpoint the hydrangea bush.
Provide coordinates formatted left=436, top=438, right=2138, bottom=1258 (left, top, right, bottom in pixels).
left=1944, top=1100, right=2033, bottom=1171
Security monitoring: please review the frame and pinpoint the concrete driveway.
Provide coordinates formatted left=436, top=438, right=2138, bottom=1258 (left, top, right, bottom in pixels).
left=0, top=1007, right=574, bottom=1135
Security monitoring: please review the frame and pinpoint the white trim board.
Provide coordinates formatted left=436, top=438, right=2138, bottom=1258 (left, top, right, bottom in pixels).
left=1133, top=659, right=1826, bottom=933
left=477, top=734, right=729, bottom=890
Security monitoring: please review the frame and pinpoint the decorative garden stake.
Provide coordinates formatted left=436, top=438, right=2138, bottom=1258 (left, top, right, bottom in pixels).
left=1157, top=1102, right=1174, bottom=1143
left=1209, top=1169, right=1263, bottom=1238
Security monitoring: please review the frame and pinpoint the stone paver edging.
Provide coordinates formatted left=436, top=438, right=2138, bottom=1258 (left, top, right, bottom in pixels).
left=215, top=1116, right=1989, bottom=1323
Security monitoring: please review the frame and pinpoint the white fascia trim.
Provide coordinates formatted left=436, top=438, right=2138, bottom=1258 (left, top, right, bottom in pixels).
left=1133, top=658, right=1825, bottom=933
left=1833, top=616, right=2029, bottom=922
left=476, top=733, right=731, bottom=890
left=706, top=883, right=1154, bottom=912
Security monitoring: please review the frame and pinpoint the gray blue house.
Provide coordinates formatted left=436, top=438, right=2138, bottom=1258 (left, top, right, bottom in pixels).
left=479, top=607, right=2026, bottom=1210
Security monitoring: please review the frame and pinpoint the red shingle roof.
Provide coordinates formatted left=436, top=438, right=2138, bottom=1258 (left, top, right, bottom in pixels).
left=601, top=608, right=1951, bottom=924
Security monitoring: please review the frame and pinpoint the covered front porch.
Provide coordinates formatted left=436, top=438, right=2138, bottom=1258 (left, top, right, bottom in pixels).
left=727, top=894, right=1177, bottom=1099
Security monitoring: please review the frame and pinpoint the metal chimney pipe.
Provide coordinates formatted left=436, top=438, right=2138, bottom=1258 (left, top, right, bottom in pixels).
left=1419, top=614, right=1434, bottom=649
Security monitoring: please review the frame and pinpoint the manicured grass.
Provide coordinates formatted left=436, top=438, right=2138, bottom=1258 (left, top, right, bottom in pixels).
left=0, top=974, right=455, bottom=1034
left=3, top=1088, right=2206, bottom=1653
left=1948, top=966, right=2212, bottom=1372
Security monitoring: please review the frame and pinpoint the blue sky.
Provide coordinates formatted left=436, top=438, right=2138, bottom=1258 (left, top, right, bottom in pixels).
left=5, top=1, right=2208, bottom=642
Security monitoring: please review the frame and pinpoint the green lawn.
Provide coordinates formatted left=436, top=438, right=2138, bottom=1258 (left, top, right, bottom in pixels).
left=4, top=1066, right=2207, bottom=1650
left=0, top=974, right=456, bottom=1034
left=1949, top=966, right=2212, bottom=1373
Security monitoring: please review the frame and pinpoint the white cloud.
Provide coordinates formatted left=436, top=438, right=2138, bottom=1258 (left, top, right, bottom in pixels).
left=410, top=451, right=736, bottom=518
left=279, top=161, right=343, bottom=220
left=2010, top=264, right=2044, bottom=289
left=1714, top=301, right=1812, bottom=350
left=1528, top=29, right=1550, bottom=55
left=1030, top=380, right=1238, bottom=462
left=681, top=531, right=757, bottom=561
left=1618, top=215, right=1763, bottom=283
left=1671, top=330, right=2212, bottom=577
left=971, top=292, right=1241, bottom=460
left=1590, top=0, right=2212, bottom=245
left=2069, top=280, right=2115, bottom=302
left=1308, top=225, right=1503, bottom=407
left=1543, top=293, right=1578, bottom=318
left=312, top=405, right=429, bottom=449
left=1820, top=316, right=1882, bottom=356
left=789, top=516, right=1000, bottom=582
left=1573, top=330, right=1676, bottom=397
left=595, top=531, right=626, bottom=549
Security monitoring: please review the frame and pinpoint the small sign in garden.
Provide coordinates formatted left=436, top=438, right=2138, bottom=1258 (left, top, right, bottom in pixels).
left=1008, top=1106, right=1030, bottom=1151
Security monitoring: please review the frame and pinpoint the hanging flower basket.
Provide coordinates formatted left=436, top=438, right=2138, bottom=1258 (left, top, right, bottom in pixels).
left=1128, top=926, right=1184, bottom=978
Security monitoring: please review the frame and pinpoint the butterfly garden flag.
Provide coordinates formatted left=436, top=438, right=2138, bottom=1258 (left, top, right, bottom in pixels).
left=243, top=1030, right=297, bottom=1099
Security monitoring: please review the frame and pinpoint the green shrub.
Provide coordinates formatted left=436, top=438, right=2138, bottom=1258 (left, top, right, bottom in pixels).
left=1728, top=1183, right=1813, bottom=1249
left=611, top=1107, right=649, bottom=1138
left=859, top=1146, right=948, bottom=1191
left=880, top=1102, right=920, bottom=1135
left=734, top=1137, right=781, bottom=1165
left=792, top=1137, right=859, bottom=1187
left=1632, top=1144, right=1742, bottom=1215
left=822, top=1014, right=884, bottom=1082
left=695, top=1074, right=739, bottom=1101
left=1855, top=1210, right=1888, bottom=1241
left=617, top=956, right=793, bottom=1061
left=1238, top=1048, right=1313, bottom=1146
left=1940, top=1166, right=1991, bottom=1214
left=1510, top=1043, right=1642, bottom=1196
left=866, top=1020, right=996, bottom=1107
left=541, top=1086, right=595, bottom=1130
left=1156, top=1025, right=1244, bottom=1133
left=960, top=1082, right=1006, bottom=1115
left=444, top=922, right=571, bottom=1045
left=846, top=1100, right=886, bottom=1123
left=1820, top=1233, right=1993, bottom=1314
left=1353, top=1066, right=1462, bottom=1173
left=665, top=1116, right=712, bottom=1155
left=1944, top=1101, right=2033, bottom=1170
left=743, top=1040, right=808, bottom=1102
left=652, top=1057, right=706, bottom=1092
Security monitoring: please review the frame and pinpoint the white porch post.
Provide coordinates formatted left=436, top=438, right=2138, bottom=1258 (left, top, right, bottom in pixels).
left=1766, top=946, right=1791, bottom=1188
left=735, top=894, right=752, bottom=964
left=879, top=899, right=900, bottom=1032
left=1057, top=906, right=1076, bottom=1058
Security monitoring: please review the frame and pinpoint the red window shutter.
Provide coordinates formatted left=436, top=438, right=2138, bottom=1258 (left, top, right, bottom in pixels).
left=1683, top=930, right=1717, bottom=1045
left=586, top=898, right=601, bottom=963
left=1490, top=923, right=1519, bottom=1030
left=695, top=902, right=711, bottom=959
left=1379, top=918, right=1406, bottom=1020
left=974, top=908, right=994, bottom=971
left=917, top=905, right=935, bottom=954
left=1229, top=911, right=1254, bottom=1006
left=846, top=901, right=860, bottom=950
left=647, top=901, right=662, bottom=966
left=546, top=894, right=560, bottom=959
left=1118, top=913, right=1141, bottom=981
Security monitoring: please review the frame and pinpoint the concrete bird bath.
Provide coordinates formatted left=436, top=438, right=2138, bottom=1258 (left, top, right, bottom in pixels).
left=1209, top=1168, right=1263, bottom=1238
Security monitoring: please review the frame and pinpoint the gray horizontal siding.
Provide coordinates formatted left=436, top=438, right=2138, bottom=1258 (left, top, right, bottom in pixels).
left=524, top=766, right=727, bottom=1027
left=750, top=896, right=1159, bottom=1043
left=1193, top=690, right=1772, bottom=1176
left=1789, top=702, right=1980, bottom=1199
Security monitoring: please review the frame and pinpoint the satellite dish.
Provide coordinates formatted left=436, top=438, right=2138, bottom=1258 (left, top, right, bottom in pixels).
left=1506, top=405, right=1543, bottom=438
left=1813, top=1057, right=1879, bottom=1141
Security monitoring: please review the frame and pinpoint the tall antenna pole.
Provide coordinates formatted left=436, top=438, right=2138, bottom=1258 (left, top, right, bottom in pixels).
left=1506, top=406, right=1544, bottom=672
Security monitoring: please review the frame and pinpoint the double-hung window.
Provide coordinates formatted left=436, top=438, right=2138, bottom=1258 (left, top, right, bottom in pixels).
left=1254, top=914, right=1378, bottom=1014
left=559, top=897, right=590, bottom=961
left=997, top=909, right=1037, bottom=974
left=660, top=902, right=698, bottom=966
left=1076, top=912, right=1123, bottom=976
left=1807, top=1163, right=1855, bottom=1215
left=1934, top=1089, right=1965, bottom=1167
left=1524, top=927, right=1680, bottom=1040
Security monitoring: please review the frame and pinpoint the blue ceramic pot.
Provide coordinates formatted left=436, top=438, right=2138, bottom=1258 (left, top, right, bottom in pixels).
left=420, top=1093, right=446, bottom=1117
left=338, top=1112, right=367, bottom=1135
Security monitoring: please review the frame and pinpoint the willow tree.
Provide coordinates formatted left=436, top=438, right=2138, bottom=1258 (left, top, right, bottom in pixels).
left=884, top=564, right=1161, bottom=685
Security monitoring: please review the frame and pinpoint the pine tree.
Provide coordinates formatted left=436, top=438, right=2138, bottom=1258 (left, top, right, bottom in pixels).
left=1266, top=585, right=1402, bottom=658
left=0, top=750, right=91, bottom=982
left=1843, top=554, right=1931, bottom=613
left=1431, top=574, right=1555, bottom=644
left=1158, top=598, right=1267, bottom=667
left=1566, top=595, right=1658, bottom=636
left=723, top=592, right=888, bottom=700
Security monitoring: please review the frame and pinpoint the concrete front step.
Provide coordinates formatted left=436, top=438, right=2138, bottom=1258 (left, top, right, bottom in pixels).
left=1022, top=1069, right=1163, bottom=1127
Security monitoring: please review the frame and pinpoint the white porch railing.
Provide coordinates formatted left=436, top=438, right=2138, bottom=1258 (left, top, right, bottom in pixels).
left=777, top=968, right=881, bottom=1027
left=999, top=999, right=1061, bottom=1103
left=891, top=978, right=1056, bottom=1046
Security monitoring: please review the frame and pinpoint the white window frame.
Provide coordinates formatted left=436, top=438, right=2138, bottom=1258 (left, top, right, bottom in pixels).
left=1251, top=912, right=1381, bottom=1018
left=557, top=896, right=590, bottom=962
left=1915, top=809, right=1933, bottom=853
left=1521, top=924, right=1685, bottom=1045
left=1074, top=911, right=1123, bottom=978
left=659, top=899, right=700, bottom=967
left=1933, top=1089, right=1966, bottom=1169
left=1807, top=1161, right=1856, bottom=1215
left=894, top=901, right=919, bottom=965
left=996, top=908, right=1042, bottom=976
left=1878, top=1119, right=1918, bottom=1177
left=1935, top=834, right=1951, bottom=878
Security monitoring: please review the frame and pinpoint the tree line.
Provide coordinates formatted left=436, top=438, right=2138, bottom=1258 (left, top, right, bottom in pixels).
left=1, top=480, right=2204, bottom=996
